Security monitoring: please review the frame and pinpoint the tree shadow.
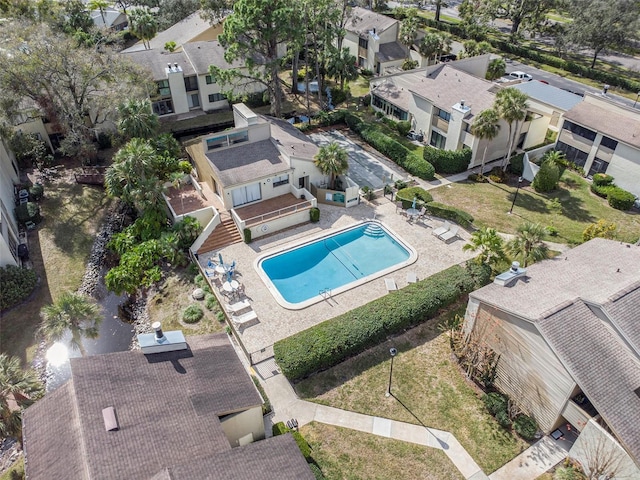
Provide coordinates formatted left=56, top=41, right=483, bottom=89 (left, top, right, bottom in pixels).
left=390, top=392, right=450, bottom=450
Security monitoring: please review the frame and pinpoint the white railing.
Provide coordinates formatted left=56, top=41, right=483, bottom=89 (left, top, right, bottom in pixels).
left=242, top=200, right=312, bottom=226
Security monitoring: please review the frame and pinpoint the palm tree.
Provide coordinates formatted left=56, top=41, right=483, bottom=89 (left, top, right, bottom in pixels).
left=505, top=222, right=549, bottom=267
left=117, top=98, right=159, bottom=140
left=471, top=109, right=501, bottom=176
left=463, top=227, right=507, bottom=267
left=419, top=33, right=443, bottom=65
left=326, top=48, right=358, bottom=90
left=314, top=142, right=349, bottom=190
left=88, top=0, right=110, bottom=26
left=399, top=9, right=420, bottom=50
left=128, top=8, right=157, bottom=50
left=494, top=88, right=529, bottom=171
left=0, top=354, right=43, bottom=444
left=40, top=292, right=102, bottom=357
left=433, top=0, right=449, bottom=22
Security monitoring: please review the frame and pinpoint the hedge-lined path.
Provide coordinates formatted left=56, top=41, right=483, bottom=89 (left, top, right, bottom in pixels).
left=260, top=372, right=489, bottom=480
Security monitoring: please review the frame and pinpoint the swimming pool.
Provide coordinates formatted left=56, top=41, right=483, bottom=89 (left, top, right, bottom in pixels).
left=256, top=221, right=416, bottom=309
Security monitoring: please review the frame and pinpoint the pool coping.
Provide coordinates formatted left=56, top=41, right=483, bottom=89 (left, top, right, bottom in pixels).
left=253, top=220, right=418, bottom=310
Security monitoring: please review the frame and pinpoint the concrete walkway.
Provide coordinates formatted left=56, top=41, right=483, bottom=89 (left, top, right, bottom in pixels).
left=489, top=436, right=571, bottom=480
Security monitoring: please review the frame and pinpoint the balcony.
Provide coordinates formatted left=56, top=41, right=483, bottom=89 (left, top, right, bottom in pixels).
left=432, top=116, right=449, bottom=133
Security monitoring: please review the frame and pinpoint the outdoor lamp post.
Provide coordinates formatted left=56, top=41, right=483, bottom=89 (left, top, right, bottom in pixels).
left=386, top=347, right=398, bottom=397
left=634, top=92, right=640, bottom=108
left=508, top=177, right=523, bottom=215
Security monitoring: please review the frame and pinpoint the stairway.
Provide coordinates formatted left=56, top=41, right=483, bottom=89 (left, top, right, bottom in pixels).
left=197, top=214, right=243, bottom=254
left=363, top=223, right=385, bottom=238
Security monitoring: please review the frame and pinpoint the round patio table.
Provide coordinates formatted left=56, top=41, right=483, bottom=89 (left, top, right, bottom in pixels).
left=222, top=280, right=239, bottom=293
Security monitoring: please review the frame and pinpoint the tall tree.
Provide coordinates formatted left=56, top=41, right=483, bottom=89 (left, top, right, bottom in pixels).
left=494, top=87, right=528, bottom=170
left=157, top=0, right=199, bottom=30
left=419, top=32, right=443, bottom=64
left=40, top=292, right=103, bottom=357
left=563, top=0, right=640, bottom=68
left=326, top=47, right=358, bottom=90
left=118, top=98, right=160, bottom=140
left=463, top=227, right=507, bottom=267
left=505, top=222, right=549, bottom=267
left=210, top=0, right=297, bottom=118
left=57, top=0, right=94, bottom=34
left=477, top=0, right=556, bottom=35
left=314, top=142, right=349, bottom=190
left=0, top=354, right=43, bottom=444
left=128, top=7, right=158, bottom=50
left=431, top=0, right=448, bottom=22
left=399, top=8, right=420, bottom=50
left=88, top=0, right=109, bottom=25
left=471, top=108, right=501, bottom=176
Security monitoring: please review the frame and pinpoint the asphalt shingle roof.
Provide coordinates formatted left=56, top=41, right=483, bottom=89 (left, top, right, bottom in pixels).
left=122, top=50, right=196, bottom=81
left=183, top=41, right=244, bottom=75
left=511, top=81, right=583, bottom=112
left=345, top=7, right=397, bottom=36
left=538, top=301, right=640, bottom=464
left=603, top=282, right=640, bottom=354
left=377, top=41, right=407, bottom=63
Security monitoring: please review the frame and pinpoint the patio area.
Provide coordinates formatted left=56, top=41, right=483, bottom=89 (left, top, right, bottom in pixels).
left=165, top=180, right=223, bottom=217
left=235, top=194, right=312, bottom=227
left=200, top=196, right=476, bottom=364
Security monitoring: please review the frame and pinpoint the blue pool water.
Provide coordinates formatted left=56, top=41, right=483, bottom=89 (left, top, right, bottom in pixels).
left=258, top=222, right=413, bottom=308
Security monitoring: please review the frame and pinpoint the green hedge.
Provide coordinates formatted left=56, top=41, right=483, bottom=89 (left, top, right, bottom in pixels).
left=274, top=263, right=489, bottom=381
left=0, top=265, right=38, bottom=310
left=592, top=173, right=614, bottom=186
left=590, top=183, right=616, bottom=198
left=607, top=188, right=636, bottom=210
left=425, top=201, right=474, bottom=229
left=514, top=414, right=538, bottom=440
left=396, top=187, right=433, bottom=207
left=272, top=422, right=312, bottom=462
left=423, top=147, right=472, bottom=174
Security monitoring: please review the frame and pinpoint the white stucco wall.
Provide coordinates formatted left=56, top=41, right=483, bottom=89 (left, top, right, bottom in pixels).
left=605, top=143, right=640, bottom=198
left=219, top=406, right=265, bottom=447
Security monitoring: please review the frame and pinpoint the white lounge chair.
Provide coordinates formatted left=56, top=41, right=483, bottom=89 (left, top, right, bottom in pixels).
left=385, top=278, right=398, bottom=292
left=232, top=310, right=258, bottom=327
left=438, top=225, right=460, bottom=243
left=225, top=299, right=251, bottom=314
left=432, top=221, right=451, bottom=237
left=406, top=272, right=417, bottom=284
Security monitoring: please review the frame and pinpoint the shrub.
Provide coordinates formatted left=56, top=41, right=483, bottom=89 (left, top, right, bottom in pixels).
left=532, top=160, right=560, bottom=192
left=309, top=207, right=320, bottom=223
left=509, top=153, right=525, bottom=176
left=495, top=410, right=512, bottom=428
left=394, top=179, right=408, bottom=190
left=0, top=265, right=38, bottom=310
left=243, top=228, right=252, bottom=243
left=396, top=187, right=433, bottom=208
left=468, top=173, right=486, bottom=182
left=607, top=187, right=636, bottom=210
left=360, top=185, right=374, bottom=201
left=362, top=94, right=371, bottom=106
left=514, top=414, right=538, bottom=440
left=483, top=392, right=508, bottom=416
left=205, top=293, right=216, bottom=310
left=29, top=183, right=44, bottom=201
left=329, top=87, right=348, bottom=106
left=545, top=226, right=559, bottom=237
left=396, top=120, right=411, bottom=136
left=252, top=376, right=272, bottom=415
left=194, top=273, right=205, bottom=288
left=274, top=264, right=489, bottom=381
left=590, top=183, right=616, bottom=198
left=183, top=305, right=204, bottom=324
left=425, top=201, right=474, bottom=229
left=360, top=68, right=374, bottom=77
left=14, top=202, right=41, bottom=225
left=592, top=173, right=614, bottom=186
left=178, top=160, right=192, bottom=174
left=582, top=219, right=617, bottom=242
left=423, top=147, right=472, bottom=174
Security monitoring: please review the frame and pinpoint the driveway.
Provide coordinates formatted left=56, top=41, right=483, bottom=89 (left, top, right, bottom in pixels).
left=308, top=130, right=409, bottom=190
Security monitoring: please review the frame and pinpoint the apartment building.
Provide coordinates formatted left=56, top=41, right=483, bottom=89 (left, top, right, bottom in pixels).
left=0, top=137, right=21, bottom=267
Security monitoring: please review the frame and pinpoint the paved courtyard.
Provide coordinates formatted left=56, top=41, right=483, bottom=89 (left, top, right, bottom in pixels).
left=203, top=196, right=475, bottom=363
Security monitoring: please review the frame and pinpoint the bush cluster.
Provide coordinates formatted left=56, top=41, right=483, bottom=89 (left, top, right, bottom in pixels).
left=532, top=160, right=560, bottom=193
left=423, top=147, right=472, bottom=174
left=424, top=201, right=474, bottom=229
left=0, top=265, right=38, bottom=310
left=589, top=175, right=636, bottom=210
left=468, top=173, right=487, bottom=183
left=274, top=263, right=490, bottom=381
left=514, top=414, right=538, bottom=440
left=483, top=392, right=538, bottom=439
left=592, top=173, right=614, bottom=186
left=396, top=187, right=433, bottom=207
left=508, top=154, right=525, bottom=176
left=344, top=113, right=435, bottom=180
left=183, top=304, right=204, bottom=324
left=329, top=87, right=348, bottom=106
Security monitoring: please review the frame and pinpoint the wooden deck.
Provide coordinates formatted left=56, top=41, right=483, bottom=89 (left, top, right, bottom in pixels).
left=235, top=194, right=311, bottom=227
left=165, top=181, right=223, bottom=217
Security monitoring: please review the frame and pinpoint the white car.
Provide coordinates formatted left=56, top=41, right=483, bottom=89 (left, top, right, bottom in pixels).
left=508, top=71, right=533, bottom=81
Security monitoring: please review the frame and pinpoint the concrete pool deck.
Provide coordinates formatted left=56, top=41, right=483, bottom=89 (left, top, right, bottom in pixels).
left=204, top=196, right=476, bottom=363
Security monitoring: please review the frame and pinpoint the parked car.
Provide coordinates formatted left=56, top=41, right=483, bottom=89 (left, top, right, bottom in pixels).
left=508, top=71, right=533, bottom=81
left=407, top=130, right=424, bottom=142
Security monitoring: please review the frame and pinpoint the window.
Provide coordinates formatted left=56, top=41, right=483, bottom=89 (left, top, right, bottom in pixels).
left=152, top=99, right=174, bottom=116
left=206, top=135, right=227, bottom=150
left=188, top=93, right=200, bottom=109
left=156, top=80, right=170, bottom=96
left=430, top=130, right=446, bottom=149
left=562, top=120, right=596, bottom=141
left=228, top=130, right=248, bottom=145
left=358, top=37, right=368, bottom=49
left=587, top=158, right=610, bottom=177
left=208, top=93, right=227, bottom=103
left=231, top=183, right=261, bottom=207
left=463, top=122, right=471, bottom=133
left=556, top=141, right=588, bottom=167
left=435, top=108, right=450, bottom=122
left=205, top=75, right=214, bottom=85
left=599, top=136, right=618, bottom=150
left=371, top=94, right=408, bottom=121
left=184, top=76, right=199, bottom=92
left=272, top=174, right=289, bottom=187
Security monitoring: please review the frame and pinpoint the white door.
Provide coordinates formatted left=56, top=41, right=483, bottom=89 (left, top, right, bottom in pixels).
left=231, top=183, right=261, bottom=207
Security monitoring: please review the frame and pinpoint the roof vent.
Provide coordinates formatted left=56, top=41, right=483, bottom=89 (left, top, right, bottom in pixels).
left=137, top=322, right=188, bottom=354
left=494, top=261, right=527, bottom=287
left=460, top=100, right=465, bottom=107
left=167, top=63, right=172, bottom=70
left=102, top=407, right=119, bottom=432
left=174, top=63, right=178, bottom=69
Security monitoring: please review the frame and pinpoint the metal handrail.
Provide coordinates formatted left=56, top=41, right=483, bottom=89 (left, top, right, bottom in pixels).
left=243, top=200, right=311, bottom=225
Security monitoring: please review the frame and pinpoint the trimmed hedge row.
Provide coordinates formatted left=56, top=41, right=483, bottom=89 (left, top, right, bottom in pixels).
left=274, top=262, right=490, bottom=381
left=0, top=265, right=38, bottom=310
left=424, top=201, right=474, bottom=229
left=590, top=176, right=636, bottom=210
left=344, top=113, right=436, bottom=180
left=396, top=186, right=433, bottom=207
left=423, top=146, right=472, bottom=174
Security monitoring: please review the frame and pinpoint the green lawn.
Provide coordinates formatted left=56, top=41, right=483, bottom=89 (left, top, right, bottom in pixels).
left=302, top=422, right=464, bottom=480
left=0, top=180, right=111, bottom=364
left=429, top=170, right=640, bottom=245
left=295, top=303, right=529, bottom=474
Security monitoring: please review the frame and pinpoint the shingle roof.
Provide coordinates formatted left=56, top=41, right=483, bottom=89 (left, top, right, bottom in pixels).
left=602, top=282, right=640, bottom=355
left=345, top=7, right=397, bottom=36
left=511, top=81, right=583, bottom=112
left=371, top=80, right=413, bottom=111
left=377, top=41, right=407, bottom=63
left=122, top=49, right=195, bottom=80
left=470, top=238, right=640, bottom=321
left=23, top=334, right=311, bottom=479
left=183, top=41, right=243, bottom=75
left=267, top=116, right=319, bottom=160
left=538, top=301, right=640, bottom=464
left=563, top=98, right=640, bottom=149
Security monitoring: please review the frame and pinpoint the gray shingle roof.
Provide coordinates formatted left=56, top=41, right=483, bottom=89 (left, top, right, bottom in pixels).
left=345, top=7, right=397, bottom=36
left=377, top=41, right=407, bottom=63
left=511, top=81, right=583, bottom=112
left=538, top=301, right=640, bottom=464
left=183, top=41, right=243, bottom=75
left=23, top=334, right=311, bottom=480
left=470, top=239, right=640, bottom=321
left=267, top=116, right=319, bottom=160
left=603, top=282, right=640, bottom=355
left=122, top=50, right=195, bottom=81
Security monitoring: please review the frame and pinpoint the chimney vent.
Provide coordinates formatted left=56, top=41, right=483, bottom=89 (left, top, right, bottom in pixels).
left=102, top=407, right=119, bottom=432
left=167, top=63, right=172, bottom=70
left=460, top=100, right=465, bottom=107
left=174, top=63, right=178, bottom=69
left=152, top=322, right=165, bottom=342
left=138, top=322, right=188, bottom=354
left=494, top=262, right=526, bottom=287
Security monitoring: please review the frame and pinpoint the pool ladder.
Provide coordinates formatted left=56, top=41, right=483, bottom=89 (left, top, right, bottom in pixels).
left=319, top=288, right=332, bottom=299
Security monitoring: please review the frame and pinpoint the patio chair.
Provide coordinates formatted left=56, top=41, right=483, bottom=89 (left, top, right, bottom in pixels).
left=395, top=201, right=403, bottom=213
left=432, top=221, right=451, bottom=237
left=225, top=298, right=251, bottom=314
left=438, top=225, right=460, bottom=243
left=232, top=310, right=258, bottom=329
left=406, top=272, right=417, bottom=284
left=384, top=278, right=398, bottom=292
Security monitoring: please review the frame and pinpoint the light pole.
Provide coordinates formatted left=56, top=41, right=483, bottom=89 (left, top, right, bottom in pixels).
left=634, top=92, right=640, bottom=108
left=508, top=177, right=523, bottom=215
left=386, top=347, right=398, bottom=397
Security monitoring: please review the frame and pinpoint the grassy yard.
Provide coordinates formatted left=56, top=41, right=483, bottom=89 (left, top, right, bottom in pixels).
left=295, top=303, right=529, bottom=474
left=429, top=170, right=640, bottom=245
left=0, top=457, right=23, bottom=480
left=0, top=179, right=111, bottom=364
left=302, top=422, right=464, bottom=480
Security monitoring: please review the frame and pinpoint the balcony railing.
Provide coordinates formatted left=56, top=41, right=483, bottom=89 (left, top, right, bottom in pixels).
left=243, top=201, right=312, bottom=227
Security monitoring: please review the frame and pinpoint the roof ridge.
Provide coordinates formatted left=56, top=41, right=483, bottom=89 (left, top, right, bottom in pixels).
left=539, top=298, right=580, bottom=320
